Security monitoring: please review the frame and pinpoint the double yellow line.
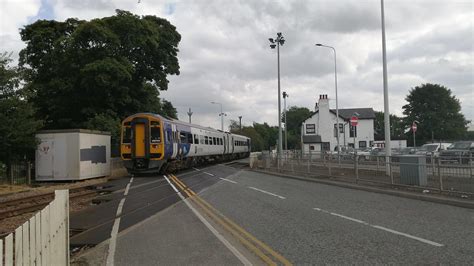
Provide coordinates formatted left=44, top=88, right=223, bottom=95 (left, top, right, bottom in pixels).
left=168, top=174, right=292, bottom=266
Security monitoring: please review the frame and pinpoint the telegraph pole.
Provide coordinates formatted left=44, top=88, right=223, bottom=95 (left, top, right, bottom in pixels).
left=187, top=108, right=193, bottom=124
left=238, top=116, right=242, bottom=133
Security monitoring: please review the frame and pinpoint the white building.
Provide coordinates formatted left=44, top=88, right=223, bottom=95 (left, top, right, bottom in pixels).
left=301, top=95, right=375, bottom=153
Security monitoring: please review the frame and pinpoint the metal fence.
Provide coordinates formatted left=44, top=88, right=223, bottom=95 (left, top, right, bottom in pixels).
left=0, top=162, right=33, bottom=185
left=0, top=190, right=70, bottom=265
left=250, top=151, right=474, bottom=198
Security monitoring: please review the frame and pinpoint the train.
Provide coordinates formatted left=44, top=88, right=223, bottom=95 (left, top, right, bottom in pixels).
left=120, top=113, right=251, bottom=174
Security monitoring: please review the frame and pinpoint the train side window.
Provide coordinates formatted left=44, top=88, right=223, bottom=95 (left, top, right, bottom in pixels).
left=213, top=137, right=216, bottom=145
left=194, top=134, right=199, bottom=144
left=205, top=136, right=208, bottom=145
left=180, top=132, right=187, bottom=143
left=200, top=135, right=204, bottom=144
left=187, top=133, right=193, bottom=144
left=122, top=127, right=131, bottom=144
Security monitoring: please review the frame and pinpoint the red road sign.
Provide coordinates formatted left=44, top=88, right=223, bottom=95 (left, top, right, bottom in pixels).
left=412, top=122, right=417, bottom=133
left=350, top=116, right=358, bottom=126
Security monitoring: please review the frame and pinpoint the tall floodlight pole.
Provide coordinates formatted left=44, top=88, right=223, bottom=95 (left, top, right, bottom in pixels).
left=187, top=108, right=193, bottom=124
left=315, top=43, right=340, bottom=157
left=381, top=0, right=391, bottom=175
left=269, top=33, right=285, bottom=162
left=283, top=91, right=289, bottom=151
left=211, top=101, right=226, bottom=131
left=238, top=116, right=242, bottom=133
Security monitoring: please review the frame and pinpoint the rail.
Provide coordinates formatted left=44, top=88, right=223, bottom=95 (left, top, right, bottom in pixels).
left=0, top=190, right=69, bottom=265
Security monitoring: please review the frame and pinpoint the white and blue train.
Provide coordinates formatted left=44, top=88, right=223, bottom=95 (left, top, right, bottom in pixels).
left=120, top=113, right=251, bottom=174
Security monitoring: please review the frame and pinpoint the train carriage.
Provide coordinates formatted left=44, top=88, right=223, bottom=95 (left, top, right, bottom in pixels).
left=120, top=113, right=250, bottom=174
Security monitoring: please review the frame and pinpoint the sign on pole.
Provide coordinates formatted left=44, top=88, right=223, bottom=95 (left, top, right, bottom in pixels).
left=350, top=116, right=358, bottom=126
left=412, top=122, right=417, bottom=133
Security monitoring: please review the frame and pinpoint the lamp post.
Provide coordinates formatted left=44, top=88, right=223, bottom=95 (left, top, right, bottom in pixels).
left=315, top=43, right=340, bottom=156
left=211, top=101, right=226, bottom=131
left=283, top=91, right=289, bottom=151
left=269, top=32, right=285, bottom=161
left=238, top=116, right=242, bottom=133
left=381, top=0, right=391, bottom=175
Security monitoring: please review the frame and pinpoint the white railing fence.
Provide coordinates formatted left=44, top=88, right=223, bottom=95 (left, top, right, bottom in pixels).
left=1, top=190, right=69, bottom=266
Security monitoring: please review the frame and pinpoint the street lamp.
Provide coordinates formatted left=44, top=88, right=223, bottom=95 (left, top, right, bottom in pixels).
left=283, top=91, right=289, bottom=151
left=315, top=43, right=340, bottom=156
left=269, top=32, right=285, bottom=159
left=211, top=101, right=226, bottom=131
left=380, top=0, right=392, bottom=176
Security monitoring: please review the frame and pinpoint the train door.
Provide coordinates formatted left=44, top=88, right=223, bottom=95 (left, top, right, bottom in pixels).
left=134, top=123, right=146, bottom=157
left=164, top=123, right=173, bottom=159
left=223, top=136, right=226, bottom=154
left=171, top=124, right=178, bottom=159
left=231, top=136, right=234, bottom=153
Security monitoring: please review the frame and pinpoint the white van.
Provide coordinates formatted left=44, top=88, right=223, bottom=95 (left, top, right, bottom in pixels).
left=416, top=143, right=451, bottom=157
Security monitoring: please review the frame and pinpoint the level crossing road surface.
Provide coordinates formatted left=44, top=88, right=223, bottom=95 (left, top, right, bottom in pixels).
left=73, top=162, right=474, bottom=265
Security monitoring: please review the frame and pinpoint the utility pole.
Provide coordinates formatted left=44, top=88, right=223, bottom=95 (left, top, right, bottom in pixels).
left=283, top=91, right=289, bottom=151
left=187, top=108, right=193, bottom=124
left=238, top=116, right=242, bottom=133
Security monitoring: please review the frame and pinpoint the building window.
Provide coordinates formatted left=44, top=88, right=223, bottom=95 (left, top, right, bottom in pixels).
left=333, top=124, right=344, bottom=137
left=322, top=142, right=330, bottom=151
left=348, top=143, right=354, bottom=148
left=309, top=145, right=315, bottom=151
left=306, top=124, right=315, bottom=134
left=369, top=141, right=373, bottom=147
left=359, top=141, right=367, bottom=149
left=350, top=125, right=357, bottom=138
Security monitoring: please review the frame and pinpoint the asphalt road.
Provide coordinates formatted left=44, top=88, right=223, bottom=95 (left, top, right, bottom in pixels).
left=72, top=162, right=474, bottom=264
left=190, top=164, right=474, bottom=264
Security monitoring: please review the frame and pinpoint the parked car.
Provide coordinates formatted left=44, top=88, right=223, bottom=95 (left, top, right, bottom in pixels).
left=439, top=141, right=474, bottom=164
left=415, top=143, right=451, bottom=157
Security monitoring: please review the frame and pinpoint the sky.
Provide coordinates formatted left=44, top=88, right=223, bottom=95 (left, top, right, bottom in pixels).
left=1, top=0, right=473, bottom=131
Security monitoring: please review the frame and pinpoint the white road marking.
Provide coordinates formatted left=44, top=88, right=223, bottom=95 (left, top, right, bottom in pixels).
left=313, top=207, right=444, bottom=247
left=330, top=212, right=368, bottom=225
left=203, top=171, right=215, bottom=176
left=163, top=175, right=251, bottom=265
left=193, top=167, right=201, bottom=171
left=248, top=187, right=286, bottom=199
left=106, top=217, right=121, bottom=266
left=371, top=225, right=444, bottom=247
left=220, top=178, right=237, bottom=184
left=124, top=183, right=131, bottom=196
left=106, top=177, right=134, bottom=266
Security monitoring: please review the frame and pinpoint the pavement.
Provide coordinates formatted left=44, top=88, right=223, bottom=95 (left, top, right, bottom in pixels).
left=72, top=162, right=474, bottom=265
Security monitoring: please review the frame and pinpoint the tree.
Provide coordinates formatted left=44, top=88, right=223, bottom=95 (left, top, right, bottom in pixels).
left=374, top=111, right=406, bottom=141
left=402, top=83, right=469, bottom=145
left=282, top=106, right=312, bottom=149
left=229, top=120, right=265, bottom=151
left=19, top=10, right=180, bottom=131
left=282, top=106, right=312, bottom=136
left=253, top=122, right=278, bottom=150
left=0, top=53, right=42, bottom=167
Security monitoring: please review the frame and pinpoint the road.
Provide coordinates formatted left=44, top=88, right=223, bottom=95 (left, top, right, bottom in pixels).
left=74, top=162, right=474, bottom=265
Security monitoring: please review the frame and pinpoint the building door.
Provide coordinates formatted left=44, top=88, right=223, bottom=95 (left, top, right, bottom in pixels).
left=134, top=123, right=146, bottom=157
left=322, top=142, right=330, bottom=151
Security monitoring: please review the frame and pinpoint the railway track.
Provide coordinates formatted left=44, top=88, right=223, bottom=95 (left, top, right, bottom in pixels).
left=0, top=186, right=105, bottom=220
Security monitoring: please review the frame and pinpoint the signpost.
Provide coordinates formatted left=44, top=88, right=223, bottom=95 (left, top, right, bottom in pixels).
left=351, top=116, right=358, bottom=149
left=412, top=121, right=418, bottom=149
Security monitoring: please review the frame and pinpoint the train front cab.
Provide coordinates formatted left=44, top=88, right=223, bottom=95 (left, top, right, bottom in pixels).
left=121, top=115, right=165, bottom=173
